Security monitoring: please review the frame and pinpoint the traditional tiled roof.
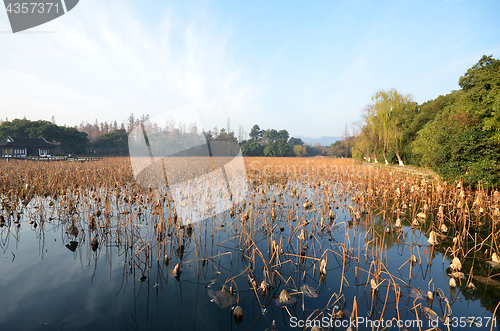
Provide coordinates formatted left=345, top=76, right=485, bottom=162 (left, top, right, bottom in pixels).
left=0, top=136, right=60, bottom=147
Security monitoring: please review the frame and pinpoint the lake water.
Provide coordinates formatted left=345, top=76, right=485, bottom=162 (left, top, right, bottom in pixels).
left=1, top=182, right=499, bottom=331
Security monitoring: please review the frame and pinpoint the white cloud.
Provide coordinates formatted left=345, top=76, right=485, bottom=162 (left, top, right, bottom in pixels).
left=1, top=0, right=499, bottom=138
left=0, top=0, right=259, bottom=128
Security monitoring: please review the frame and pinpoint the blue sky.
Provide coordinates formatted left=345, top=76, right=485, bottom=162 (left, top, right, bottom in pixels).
left=1, top=0, right=499, bottom=138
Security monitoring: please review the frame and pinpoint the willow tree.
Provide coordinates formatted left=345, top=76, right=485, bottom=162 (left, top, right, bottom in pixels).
left=353, top=104, right=380, bottom=162
left=364, top=104, right=381, bottom=162
left=372, top=89, right=415, bottom=166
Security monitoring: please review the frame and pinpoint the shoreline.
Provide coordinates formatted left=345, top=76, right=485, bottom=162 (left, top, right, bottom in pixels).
left=361, top=161, right=437, bottom=178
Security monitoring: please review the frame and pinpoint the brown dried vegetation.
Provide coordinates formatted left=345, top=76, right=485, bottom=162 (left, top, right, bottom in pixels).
left=2, top=157, right=500, bottom=328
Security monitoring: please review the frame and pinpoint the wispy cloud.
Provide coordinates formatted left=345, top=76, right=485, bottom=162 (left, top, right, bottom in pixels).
left=0, top=0, right=259, bottom=128
left=1, top=0, right=499, bottom=137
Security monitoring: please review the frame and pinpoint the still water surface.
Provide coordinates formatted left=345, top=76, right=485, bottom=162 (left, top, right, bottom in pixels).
left=1, top=185, right=499, bottom=331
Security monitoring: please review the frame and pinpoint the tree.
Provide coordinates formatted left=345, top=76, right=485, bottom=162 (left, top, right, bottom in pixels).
left=457, top=55, right=500, bottom=141
left=288, top=137, right=304, bottom=156
left=372, top=89, right=415, bottom=165
left=412, top=55, right=500, bottom=187
left=263, top=142, right=277, bottom=156
left=276, top=140, right=289, bottom=156
left=293, top=145, right=306, bottom=156
left=214, top=128, right=238, bottom=143
left=127, top=114, right=135, bottom=133
left=92, top=129, right=128, bottom=155
left=361, top=104, right=380, bottom=162
left=288, top=137, right=303, bottom=146
left=350, top=55, right=500, bottom=186
left=458, top=55, right=498, bottom=91
left=0, top=119, right=88, bottom=154
left=262, top=129, right=278, bottom=144
left=277, top=129, right=289, bottom=142
left=249, top=124, right=264, bottom=142
left=241, top=141, right=263, bottom=156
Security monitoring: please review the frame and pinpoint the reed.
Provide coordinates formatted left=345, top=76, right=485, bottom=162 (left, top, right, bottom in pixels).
left=2, top=156, right=500, bottom=330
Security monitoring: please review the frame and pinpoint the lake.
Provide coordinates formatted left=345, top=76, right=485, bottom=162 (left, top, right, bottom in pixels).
left=1, top=157, right=499, bottom=330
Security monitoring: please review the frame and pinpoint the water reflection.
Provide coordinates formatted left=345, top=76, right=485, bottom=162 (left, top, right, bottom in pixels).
left=1, top=182, right=499, bottom=331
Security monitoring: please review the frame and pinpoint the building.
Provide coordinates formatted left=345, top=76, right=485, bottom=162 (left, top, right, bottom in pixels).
left=0, top=136, right=60, bottom=157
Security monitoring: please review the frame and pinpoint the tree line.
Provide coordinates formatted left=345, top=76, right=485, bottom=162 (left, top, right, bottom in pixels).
left=0, top=118, right=129, bottom=155
left=239, top=125, right=334, bottom=157
left=0, top=116, right=345, bottom=157
left=352, top=55, right=500, bottom=187
left=0, top=119, right=88, bottom=155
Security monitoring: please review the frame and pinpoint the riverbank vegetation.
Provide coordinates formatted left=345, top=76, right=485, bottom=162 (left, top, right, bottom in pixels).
left=352, top=55, right=500, bottom=188
left=2, top=55, right=498, bottom=186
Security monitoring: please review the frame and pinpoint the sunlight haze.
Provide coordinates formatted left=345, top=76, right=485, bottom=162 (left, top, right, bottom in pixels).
left=1, top=0, right=499, bottom=137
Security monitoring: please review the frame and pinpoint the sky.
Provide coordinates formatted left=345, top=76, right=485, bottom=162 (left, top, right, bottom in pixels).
left=1, top=0, right=499, bottom=138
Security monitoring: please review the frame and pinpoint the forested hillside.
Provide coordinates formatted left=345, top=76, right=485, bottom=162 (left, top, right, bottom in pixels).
left=353, top=55, right=500, bottom=187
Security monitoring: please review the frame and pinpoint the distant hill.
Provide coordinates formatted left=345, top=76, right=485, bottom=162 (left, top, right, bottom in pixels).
left=295, top=135, right=343, bottom=146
